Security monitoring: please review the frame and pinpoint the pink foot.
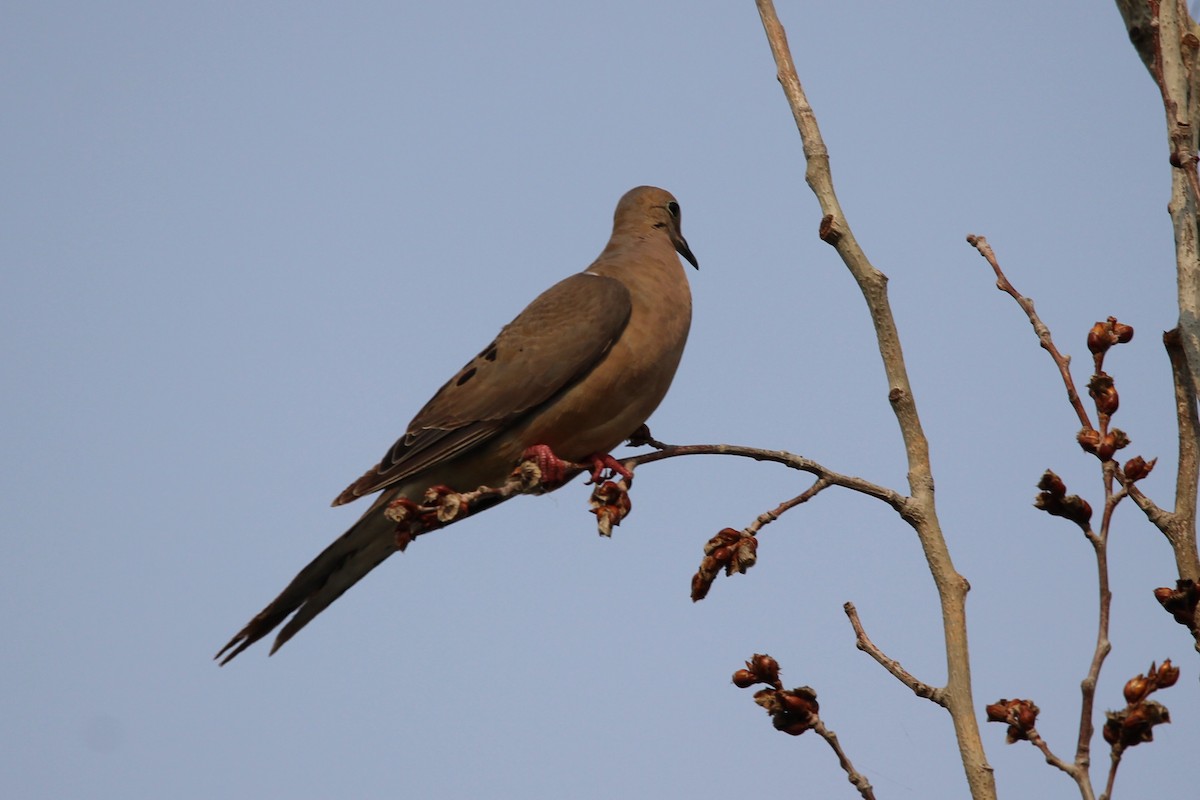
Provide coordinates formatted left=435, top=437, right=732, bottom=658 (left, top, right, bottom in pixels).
left=521, top=444, right=571, bottom=487
left=583, top=453, right=633, bottom=485
left=520, top=446, right=634, bottom=487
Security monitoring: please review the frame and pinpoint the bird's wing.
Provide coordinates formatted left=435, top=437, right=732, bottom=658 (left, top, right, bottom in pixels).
left=331, top=271, right=632, bottom=505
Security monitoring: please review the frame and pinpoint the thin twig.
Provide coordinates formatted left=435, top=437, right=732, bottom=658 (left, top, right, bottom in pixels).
left=1099, top=748, right=1122, bottom=800
left=843, top=602, right=945, bottom=706
left=966, top=234, right=1093, bottom=430
left=813, top=719, right=878, bottom=800
left=968, top=235, right=1112, bottom=799
left=745, top=478, right=832, bottom=535
left=1025, top=728, right=1084, bottom=784
left=626, top=443, right=907, bottom=514
left=1071, top=467, right=1116, bottom=796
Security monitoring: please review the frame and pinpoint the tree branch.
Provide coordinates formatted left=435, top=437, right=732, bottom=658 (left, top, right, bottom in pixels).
left=755, top=3, right=994, bottom=798
left=813, top=720, right=878, bottom=800
left=625, top=443, right=907, bottom=513
left=844, top=602, right=945, bottom=705
left=1114, top=0, right=1200, bottom=643
left=966, top=234, right=1093, bottom=430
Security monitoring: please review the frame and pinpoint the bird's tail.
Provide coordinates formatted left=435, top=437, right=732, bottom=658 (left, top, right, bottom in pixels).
left=215, top=490, right=403, bottom=665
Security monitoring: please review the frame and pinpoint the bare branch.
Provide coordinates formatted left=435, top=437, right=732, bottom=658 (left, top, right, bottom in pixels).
left=626, top=443, right=906, bottom=513
left=1025, top=728, right=1085, bottom=785
left=745, top=479, right=832, bottom=535
left=843, top=602, right=945, bottom=706
left=813, top=720, right=878, bottom=800
left=1098, top=749, right=1121, bottom=800
left=1115, top=0, right=1200, bottom=401
left=1114, top=0, right=1200, bottom=637
left=755, top=3, right=992, bottom=796
left=1072, top=465, right=1116, bottom=787
left=966, top=234, right=1093, bottom=431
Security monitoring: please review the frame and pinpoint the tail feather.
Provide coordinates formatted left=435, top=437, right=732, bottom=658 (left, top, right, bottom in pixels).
left=215, top=493, right=399, bottom=665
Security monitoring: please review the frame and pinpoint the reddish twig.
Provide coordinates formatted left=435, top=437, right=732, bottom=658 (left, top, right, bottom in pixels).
left=966, top=234, right=1093, bottom=430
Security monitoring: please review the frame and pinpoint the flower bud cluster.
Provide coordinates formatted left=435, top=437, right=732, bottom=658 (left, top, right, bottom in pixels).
left=985, top=698, right=1040, bottom=743
left=732, top=654, right=821, bottom=737
left=691, top=528, right=758, bottom=601
left=1103, top=660, right=1179, bottom=751
left=1153, top=579, right=1198, bottom=633
left=589, top=480, right=632, bottom=537
left=1033, top=470, right=1092, bottom=531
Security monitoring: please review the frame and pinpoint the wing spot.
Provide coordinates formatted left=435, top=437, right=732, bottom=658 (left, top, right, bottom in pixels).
left=456, top=367, right=477, bottom=386
left=483, top=346, right=498, bottom=361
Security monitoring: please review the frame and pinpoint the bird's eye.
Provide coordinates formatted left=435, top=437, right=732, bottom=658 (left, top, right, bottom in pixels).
left=667, top=201, right=680, bottom=218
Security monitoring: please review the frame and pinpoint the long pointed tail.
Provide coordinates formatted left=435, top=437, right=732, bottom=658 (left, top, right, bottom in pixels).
left=216, top=491, right=401, bottom=665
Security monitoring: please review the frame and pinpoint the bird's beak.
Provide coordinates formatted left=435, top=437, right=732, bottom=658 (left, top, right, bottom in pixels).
left=671, top=230, right=699, bottom=270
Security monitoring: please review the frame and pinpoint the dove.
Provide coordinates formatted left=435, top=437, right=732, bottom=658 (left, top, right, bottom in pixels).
left=216, top=185, right=697, bottom=664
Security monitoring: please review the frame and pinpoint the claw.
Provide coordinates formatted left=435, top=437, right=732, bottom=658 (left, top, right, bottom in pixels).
left=518, top=446, right=633, bottom=487
left=584, top=453, right=633, bottom=485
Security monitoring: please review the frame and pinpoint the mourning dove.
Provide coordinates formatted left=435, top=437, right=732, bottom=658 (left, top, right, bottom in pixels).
left=216, top=185, right=698, bottom=664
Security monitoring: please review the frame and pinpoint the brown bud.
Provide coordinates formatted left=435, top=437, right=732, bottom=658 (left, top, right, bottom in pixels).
left=1089, top=372, right=1119, bottom=417
left=1107, top=700, right=1171, bottom=748
left=1077, top=428, right=1101, bottom=455
left=772, top=711, right=817, bottom=736
left=1153, top=659, right=1180, bottom=689
left=1153, top=579, right=1199, bottom=629
left=985, top=701, right=1010, bottom=724
left=1088, top=317, right=1134, bottom=360
left=1015, top=702, right=1038, bottom=731
left=704, top=528, right=742, bottom=554
left=1103, top=716, right=1120, bottom=745
left=985, top=698, right=1039, bottom=743
left=1124, top=674, right=1152, bottom=704
left=1037, top=470, right=1067, bottom=497
left=778, top=686, right=819, bottom=716
left=749, top=653, right=781, bottom=686
left=727, top=535, right=758, bottom=576
left=1096, top=430, right=1130, bottom=461
left=1087, top=321, right=1112, bottom=355
left=693, top=529, right=759, bottom=601
left=690, top=570, right=714, bottom=603
left=752, top=688, right=781, bottom=712
left=732, top=669, right=758, bottom=688
left=818, top=214, right=841, bottom=244
left=1123, top=456, right=1156, bottom=482
left=1034, top=471, right=1092, bottom=530
left=589, top=480, right=632, bottom=537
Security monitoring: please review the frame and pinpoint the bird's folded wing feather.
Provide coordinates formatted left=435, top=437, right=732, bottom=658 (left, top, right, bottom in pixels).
left=332, top=271, right=632, bottom=505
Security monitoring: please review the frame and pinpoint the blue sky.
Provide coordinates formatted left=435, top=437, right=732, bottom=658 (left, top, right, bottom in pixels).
left=3, top=2, right=1196, bottom=798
